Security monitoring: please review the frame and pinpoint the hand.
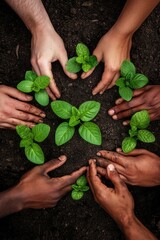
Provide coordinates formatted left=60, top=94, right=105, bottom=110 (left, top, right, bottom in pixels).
left=0, top=85, right=45, bottom=129
left=87, top=160, right=157, bottom=240
left=87, top=160, right=134, bottom=227
left=96, top=149, right=160, bottom=187
left=31, top=25, right=77, bottom=100
left=108, top=85, right=160, bottom=124
left=15, top=156, right=86, bottom=210
left=81, top=27, right=132, bottom=95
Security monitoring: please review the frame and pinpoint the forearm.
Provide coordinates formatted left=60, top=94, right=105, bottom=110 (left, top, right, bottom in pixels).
left=119, top=215, right=157, bottom=240
left=4, top=0, right=53, bottom=33
left=0, top=186, right=23, bottom=218
left=112, top=0, right=160, bottom=36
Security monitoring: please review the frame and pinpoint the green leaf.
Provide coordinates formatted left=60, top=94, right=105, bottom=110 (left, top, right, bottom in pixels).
left=35, top=90, right=49, bottom=106
left=115, top=78, right=125, bottom=87
left=69, top=116, right=80, bottom=127
left=76, top=43, right=90, bottom=57
left=51, top=100, right=72, bottom=119
left=66, top=57, right=81, bottom=73
left=80, top=185, right=90, bottom=192
left=88, top=55, right=98, bottom=68
left=79, top=122, right=102, bottom=145
left=129, top=73, right=149, bottom=89
left=76, top=56, right=84, bottom=64
left=32, top=82, right=41, bottom=92
left=32, top=123, right=50, bottom=142
left=25, top=71, right=37, bottom=81
left=130, top=110, right=150, bottom=129
left=71, top=190, right=84, bottom=200
left=137, top=130, right=155, bottom=143
left=82, top=63, right=92, bottom=72
left=120, top=60, right=136, bottom=77
left=20, top=138, right=33, bottom=148
left=79, top=101, right=101, bottom=121
left=55, top=122, right=75, bottom=146
left=17, top=80, right=33, bottom=93
left=72, top=106, right=80, bottom=117
left=119, top=87, right=133, bottom=101
left=129, top=129, right=137, bottom=138
left=34, top=76, right=50, bottom=89
left=16, top=125, right=31, bottom=139
left=25, top=143, right=44, bottom=164
left=76, top=175, right=87, bottom=186
left=122, top=137, right=137, bottom=153
left=72, top=184, right=82, bottom=191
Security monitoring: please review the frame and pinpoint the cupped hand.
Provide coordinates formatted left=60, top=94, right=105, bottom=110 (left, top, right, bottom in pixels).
left=31, top=25, right=77, bottom=100
left=0, top=85, right=45, bottom=129
left=17, top=155, right=87, bottom=209
left=87, top=160, right=134, bottom=226
left=81, top=28, right=132, bottom=95
left=96, top=149, right=160, bottom=186
left=108, top=85, right=160, bottom=124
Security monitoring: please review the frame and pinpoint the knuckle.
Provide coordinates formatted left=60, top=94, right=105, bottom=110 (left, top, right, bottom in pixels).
left=37, top=57, right=46, bottom=67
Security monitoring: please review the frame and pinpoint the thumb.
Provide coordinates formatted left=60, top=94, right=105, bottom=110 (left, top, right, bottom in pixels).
left=42, top=155, right=67, bottom=175
left=107, top=164, right=126, bottom=193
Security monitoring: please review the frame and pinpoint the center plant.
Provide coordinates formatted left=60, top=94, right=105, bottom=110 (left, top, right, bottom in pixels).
left=51, top=100, right=102, bottom=146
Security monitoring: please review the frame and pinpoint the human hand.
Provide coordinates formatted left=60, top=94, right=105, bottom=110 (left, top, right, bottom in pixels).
left=81, top=27, right=132, bottom=95
left=16, top=155, right=86, bottom=210
left=87, top=160, right=135, bottom=227
left=0, top=85, right=45, bottom=129
left=108, top=85, right=160, bottom=124
left=31, top=25, right=77, bottom=100
left=96, top=149, right=160, bottom=187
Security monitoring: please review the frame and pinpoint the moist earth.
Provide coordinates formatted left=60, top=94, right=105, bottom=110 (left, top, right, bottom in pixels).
left=0, top=1, right=160, bottom=239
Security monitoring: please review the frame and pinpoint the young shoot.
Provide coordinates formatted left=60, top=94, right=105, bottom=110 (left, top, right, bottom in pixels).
left=16, top=123, right=50, bottom=164
left=116, top=60, right=149, bottom=101
left=51, top=100, right=102, bottom=146
left=66, top=43, right=98, bottom=73
left=17, top=70, right=50, bottom=106
left=71, top=175, right=89, bottom=200
left=122, top=110, right=155, bottom=153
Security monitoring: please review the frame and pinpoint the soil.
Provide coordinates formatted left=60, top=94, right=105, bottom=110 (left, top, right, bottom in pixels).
left=0, top=1, right=160, bottom=239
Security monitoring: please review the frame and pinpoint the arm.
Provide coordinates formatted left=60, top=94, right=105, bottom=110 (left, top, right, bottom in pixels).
left=83, top=0, right=160, bottom=95
left=0, top=155, right=86, bottom=218
left=88, top=160, right=157, bottom=240
left=5, top=0, right=77, bottom=100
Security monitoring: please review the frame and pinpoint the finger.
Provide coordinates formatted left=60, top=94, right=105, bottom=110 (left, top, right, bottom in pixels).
left=97, top=150, right=126, bottom=166
left=97, top=166, right=108, bottom=178
left=106, top=72, right=119, bottom=90
left=81, top=68, right=95, bottom=79
left=115, top=88, right=145, bottom=105
left=87, top=167, right=96, bottom=196
left=59, top=54, right=77, bottom=80
left=13, top=110, right=43, bottom=123
left=107, top=164, right=127, bottom=193
left=16, top=101, right=45, bottom=118
left=60, top=166, right=87, bottom=187
left=0, top=123, right=16, bottom=129
left=4, top=86, right=33, bottom=102
left=92, top=69, right=115, bottom=95
left=31, top=56, right=41, bottom=75
left=117, top=148, right=155, bottom=157
left=6, top=118, right=36, bottom=128
left=42, top=155, right=67, bottom=175
left=38, top=61, right=60, bottom=98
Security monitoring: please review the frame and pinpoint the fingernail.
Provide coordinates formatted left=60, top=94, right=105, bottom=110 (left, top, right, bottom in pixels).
left=108, top=164, right=115, bottom=171
left=100, top=91, right=103, bottom=95
left=123, top=121, right=128, bottom=126
left=92, top=91, right=96, bottom=96
left=96, top=152, right=101, bottom=156
left=40, top=113, right=46, bottom=118
left=89, top=159, right=96, bottom=165
left=112, top=115, right=118, bottom=120
left=30, top=124, right=35, bottom=128
left=38, top=119, right=43, bottom=123
left=108, top=109, right=114, bottom=115
left=58, top=155, right=67, bottom=161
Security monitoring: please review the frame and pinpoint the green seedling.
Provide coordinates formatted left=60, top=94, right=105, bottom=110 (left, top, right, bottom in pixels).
left=116, top=60, right=149, bottom=101
left=122, top=110, right=155, bottom=153
left=17, top=70, right=50, bottom=106
left=66, top=43, right=98, bottom=73
left=16, top=123, right=50, bottom=164
left=51, top=100, right=102, bottom=146
left=71, top=175, right=89, bottom=200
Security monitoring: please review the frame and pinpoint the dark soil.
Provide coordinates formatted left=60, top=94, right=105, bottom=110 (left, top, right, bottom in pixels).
left=0, top=1, right=160, bottom=239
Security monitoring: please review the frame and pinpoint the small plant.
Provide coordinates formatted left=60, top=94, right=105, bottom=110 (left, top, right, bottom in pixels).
left=122, top=110, right=155, bottom=153
left=51, top=100, right=102, bottom=146
left=116, top=60, right=149, bottom=101
left=17, top=70, right=50, bottom=106
left=71, top=175, right=89, bottom=200
left=16, top=123, right=50, bottom=164
left=66, top=43, right=98, bottom=73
